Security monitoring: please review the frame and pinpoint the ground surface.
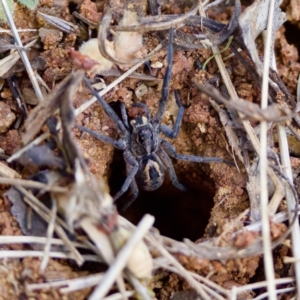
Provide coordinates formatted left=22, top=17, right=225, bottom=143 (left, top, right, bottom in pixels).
left=0, top=0, right=300, bottom=299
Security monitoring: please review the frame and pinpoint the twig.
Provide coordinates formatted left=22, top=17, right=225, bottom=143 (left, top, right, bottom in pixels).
left=196, top=83, right=291, bottom=122
left=88, top=214, right=154, bottom=300
left=1, top=0, right=43, bottom=102
left=110, top=1, right=199, bottom=33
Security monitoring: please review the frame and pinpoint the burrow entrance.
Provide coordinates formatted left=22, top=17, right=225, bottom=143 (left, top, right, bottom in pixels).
left=109, top=149, right=215, bottom=241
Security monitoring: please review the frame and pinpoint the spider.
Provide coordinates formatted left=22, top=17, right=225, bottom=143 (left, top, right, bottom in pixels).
left=78, top=29, right=233, bottom=210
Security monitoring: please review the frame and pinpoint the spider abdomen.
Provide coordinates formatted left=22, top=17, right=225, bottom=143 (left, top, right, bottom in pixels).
left=136, top=154, right=165, bottom=191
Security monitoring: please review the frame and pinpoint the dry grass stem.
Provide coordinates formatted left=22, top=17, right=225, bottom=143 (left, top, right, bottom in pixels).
left=0, top=0, right=298, bottom=298
left=1, top=0, right=43, bottom=102
left=0, top=161, right=21, bottom=178
left=146, top=234, right=211, bottom=300
left=74, top=43, right=163, bottom=116
left=277, top=109, right=300, bottom=294
left=102, top=291, right=135, bottom=300
left=155, top=262, right=227, bottom=300
left=16, top=185, right=84, bottom=265
left=0, top=235, right=89, bottom=248
left=259, top=0, right=281, bottom=297
left=0, top=28, right=38, bottom=33
left=27, top=273, right=103, bottom=291
left=7, top=132, right=50, bottom=163
left=0, top=177, right=68, bottom=193
left=0, top=38, right=37, bottom=77
left=0, top=250, right=100, bottom=261
left=284, top=257, right=300, bottom=264
left=235, top=277, right=294, bottom=293
left=80, top=217, right=115, bottom=264
left=125, top=273, right=152, bottom=300
left=39, top=197, right=57, bottom=273
left=89, top=214, right=154, bottom=300
left=254, top=287, right=295, bottom=300
left=34, top=70, right=51, bottom=92
left=37, top=11, right=78, bottom=34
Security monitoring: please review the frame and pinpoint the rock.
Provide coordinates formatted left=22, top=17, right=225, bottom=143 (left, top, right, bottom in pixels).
left=0, top=102, right=16, bottom=133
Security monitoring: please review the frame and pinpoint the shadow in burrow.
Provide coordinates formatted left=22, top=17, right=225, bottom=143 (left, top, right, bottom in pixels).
left=109, top=149, right=216, bottom=242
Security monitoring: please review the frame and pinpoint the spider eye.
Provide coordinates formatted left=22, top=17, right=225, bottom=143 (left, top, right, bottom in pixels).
left=137, top=129, right=151, bottom=144
left=138, top=135, right=145, bottom=143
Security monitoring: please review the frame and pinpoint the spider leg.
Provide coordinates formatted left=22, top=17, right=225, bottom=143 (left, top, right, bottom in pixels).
left=83, top=76, right=127, bottom=135
left=121, top=178, right=139, bottom=211
left=119, top=102, right=129, bottom=130
left=157, top=147, right=187, bottom=191
left=113, top=150, right=139, bottom=201
left=159, top=90, right=184, bottom=138
left=76, top=125, right=126, bottom=149
left=132, top=102, right=150, bottom=119
left=153, top=28, right=174, bottom=123
left=161, top=139, right=234, bottom=165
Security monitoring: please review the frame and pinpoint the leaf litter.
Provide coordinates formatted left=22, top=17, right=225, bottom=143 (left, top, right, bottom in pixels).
left=0, top=0, right=300, bottom=299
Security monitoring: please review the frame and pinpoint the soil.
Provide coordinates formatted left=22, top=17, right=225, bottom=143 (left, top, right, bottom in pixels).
left=0, top=0, right=299, bottom=299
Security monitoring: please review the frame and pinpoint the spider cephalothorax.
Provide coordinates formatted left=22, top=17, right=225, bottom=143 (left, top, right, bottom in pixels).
left=78, top=29, right=233, bottom=210
left=130, top=116, right=159, bottom=157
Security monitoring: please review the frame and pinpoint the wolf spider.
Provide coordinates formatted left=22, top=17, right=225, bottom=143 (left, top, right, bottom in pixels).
left=79, top=29, right=233, bottom=210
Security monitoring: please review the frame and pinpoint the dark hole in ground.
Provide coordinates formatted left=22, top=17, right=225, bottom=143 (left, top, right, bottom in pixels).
left=109, top=149, right=215, bottom=241
left=284, top=22, right=300, bottom=61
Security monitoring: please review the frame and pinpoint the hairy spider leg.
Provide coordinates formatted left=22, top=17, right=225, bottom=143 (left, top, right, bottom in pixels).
left=83, top=76, right=127, bottom=136
left=159, top=90, right=184, bottom=139
left=156, top=147, right=187, bottom=191
left=132, top=102, right=151, bottom=120
left=113, top=150, right=139, bottom=201
left=161, top=139, right=234, bottom=165
left=153, top=28, right=174, bottom=123
left=119, top=102, right=129, bottom=129
left=76, top=125, right=126, bottom=150
left=121, top=177, right=139, bottom=211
